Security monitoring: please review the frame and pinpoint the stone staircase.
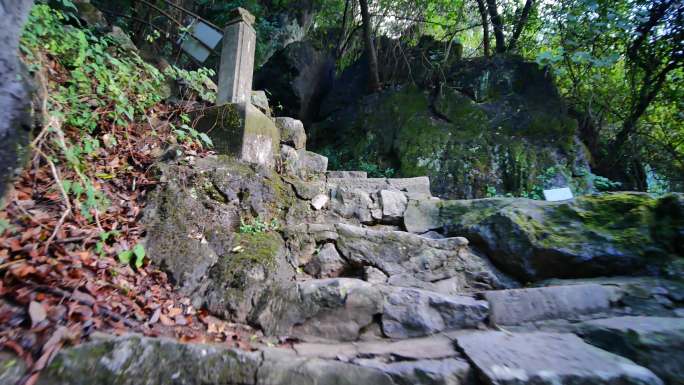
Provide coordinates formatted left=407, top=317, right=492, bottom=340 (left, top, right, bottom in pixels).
left=245, top=130, right=683, bottom=384
left=4, top=112, right=682, bottom=385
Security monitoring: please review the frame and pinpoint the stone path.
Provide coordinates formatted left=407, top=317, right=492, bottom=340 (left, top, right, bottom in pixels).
left=2, top=108, right=683, bottom=385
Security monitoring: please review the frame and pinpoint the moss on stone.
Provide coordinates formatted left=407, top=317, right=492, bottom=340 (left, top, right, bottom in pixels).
left=437, top=193, right=683, bottom=280
left=213, top=232, right=282, bottom=290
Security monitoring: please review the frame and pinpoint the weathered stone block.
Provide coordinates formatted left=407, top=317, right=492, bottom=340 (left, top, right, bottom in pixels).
left=275, top=117, right=306, bottom=150
left=217, top=8, right=256, bottom=104
left=484, top=284, right=614, bottom=326
left=195, top=103, right=279, bottom=167
left=456, top=331, right=663, bottom=385
left=251, top=90, right=270, bottom=115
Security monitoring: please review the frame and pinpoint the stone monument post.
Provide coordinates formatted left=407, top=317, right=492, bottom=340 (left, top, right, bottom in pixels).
left=217, top=8, right=256, bottom=104
left=196, top=7, right=280, bottom=168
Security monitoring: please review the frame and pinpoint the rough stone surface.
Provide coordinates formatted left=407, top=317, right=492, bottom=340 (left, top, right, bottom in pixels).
left=195, top=103, right=280, bottom=167
left=484, top=284, right=614, bottom=326
left=364, top=266, right=388, bottom=284
left=380, top=189, right=408, bottom=220
left=259, top=349, right=395, bottom=385
left=292, top=334, right=458, bottom=360
left=251, top=90, right=271, bottom=115
left=254, top=41, right=334, bottom=125
left=292, top=278, right=384, bottom=341
left=354, top=357, right=473, bottom=385
left=304, top=243, right=346, bottom=278
left=311, top=193, right=329, bottom=210
left=275, top=117, right=306, bottom=150
left=456, top=331, right=664, bottom=385
left=404, top=199, right=441, bottom=234
left=430, top=193, right=684, bottom=281
left=39, top=333, right=261, bottom=385
left=335, top=224, right=513, bottom=293
left=312, top=56, right=589, bottom=199
left=382, top=287, right=488, bottom=339
left=143, top=156, right=295, bottom=323
left=0, top=0, right=33, bottom=204
left=577, top=316, right=684, bottom=385
left=282, top=145, right=328, bottom=178
left=327, top=171, right=368, bottom=178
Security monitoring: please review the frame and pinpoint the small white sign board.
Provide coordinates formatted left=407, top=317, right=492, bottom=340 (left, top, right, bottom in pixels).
left=543, top=187, right=573, bottom=201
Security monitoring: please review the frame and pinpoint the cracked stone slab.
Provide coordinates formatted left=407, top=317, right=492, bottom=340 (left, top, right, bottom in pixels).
left=455, top=331, right=663, bottom=385
left=259, top=348, right=396, bottom=385
left=382, top=287, right=488, bottom=339
left=483, top=284, right=615, bottom=326
left=576, top=316, right=684, bottom=385
left=335, top=223, right=510, bottom=293
left=354, top=357, right=472, bottom=385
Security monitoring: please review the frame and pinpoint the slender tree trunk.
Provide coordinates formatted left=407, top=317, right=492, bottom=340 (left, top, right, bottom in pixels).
left=359, top=0, right=381, bottom=92
left=474, top=0, right=490, bottom=57
left=335, top=0, right=351, bottom=59
left=485, top=0, right=505, bottom=53
left=508, top=0, right=534, bottom=52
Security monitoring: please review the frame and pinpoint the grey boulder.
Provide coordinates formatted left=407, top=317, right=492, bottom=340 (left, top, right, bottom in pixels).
left=276, top=117, right=307, bottom=150
left=456, top=331, right=663, bottom=385
left=577, top=316, right=684, bottom=385
left=382, top=287, right=488, bottom=339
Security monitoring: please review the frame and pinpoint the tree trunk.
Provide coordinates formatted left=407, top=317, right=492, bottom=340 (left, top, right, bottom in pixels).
left=508, top=0, right=534, bottom=52
left=485, top=0, right=505, bottom=53
left=359, top=0, right=381, bottom=92
left=474, top=0, right=490, bottom=57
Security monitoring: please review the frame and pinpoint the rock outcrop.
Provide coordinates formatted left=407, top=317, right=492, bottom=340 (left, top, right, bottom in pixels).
left=254, top=41, right=334, bottom=126
left=310, top=56, right=592, bottom=199
left=0, top=0, right=34, bottom=204
left=404, top=193, right=684, bottom=281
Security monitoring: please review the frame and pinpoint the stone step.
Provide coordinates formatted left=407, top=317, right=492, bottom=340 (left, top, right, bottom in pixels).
left=455, top=331, right=663, bottom=385
left=1, top=332, right=469, bottom=385
left=284, top=223, right=516, bottom=294
left=576, top=316, right=684, bottom=385
left=265, top=277, right=488, bottom=341
left=326, top=170, right=368, bottom=179
left=482, top=284, right=618, bottom=326
left=326, top=176, right=432, bottom=200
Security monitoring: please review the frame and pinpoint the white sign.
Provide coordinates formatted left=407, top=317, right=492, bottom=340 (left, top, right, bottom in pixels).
left=179, top=19, right=222, bottom=63
left=543, top=187, right=573, bottom=201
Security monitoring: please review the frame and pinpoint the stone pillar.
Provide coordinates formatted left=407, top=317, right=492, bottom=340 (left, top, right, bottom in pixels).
left=217, top=8, right=256, bottom=104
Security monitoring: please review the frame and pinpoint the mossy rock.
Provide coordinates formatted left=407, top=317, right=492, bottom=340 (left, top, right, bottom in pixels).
left=203, top=231, right=292, bottom=322
left=311, top=56, right=589, bottom=199
left=429, top=193, right=684, bottom=281
left=39, top=333, right=260, bottom=385
left=143, top=155, right=296, bottom=323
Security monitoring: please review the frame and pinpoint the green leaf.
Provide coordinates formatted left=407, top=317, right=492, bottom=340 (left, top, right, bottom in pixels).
left=118, top=250, right=133, bottom=264
left=199, top=133, right=213, bottom=147
left=133, top=244, right=145, bottom=268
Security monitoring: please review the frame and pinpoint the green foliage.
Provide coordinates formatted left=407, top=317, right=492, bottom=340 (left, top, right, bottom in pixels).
left=238, top=217, right=279, bottom=234
left=163, top=66, right=216, bottom=103
left=172, top=118, right=213, bottom=148
left=318, top=146, right=396, bottom=178
left=0, top=219, right=15, bottom=236
left=532, top=0, right=684, bottom=190
left=95, top=230, right=120, bottom=257
left=118, top=243, right=145, bottom=268
left=358, top=161, right=395, bottom=178
left=20, top=5, right=219, bottom=225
